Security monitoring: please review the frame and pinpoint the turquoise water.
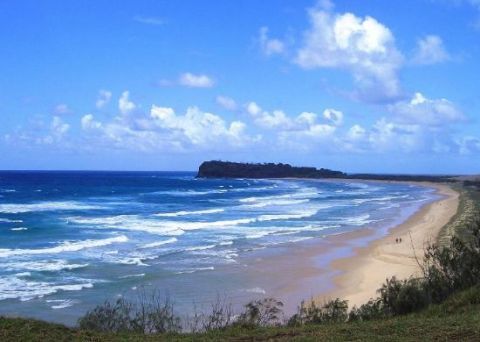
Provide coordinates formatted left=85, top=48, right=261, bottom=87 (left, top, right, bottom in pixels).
left=0, top=171, right=436, bottom=324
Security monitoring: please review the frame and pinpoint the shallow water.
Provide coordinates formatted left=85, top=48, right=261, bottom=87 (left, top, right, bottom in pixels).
left=0, top=171, right=436, bottom=324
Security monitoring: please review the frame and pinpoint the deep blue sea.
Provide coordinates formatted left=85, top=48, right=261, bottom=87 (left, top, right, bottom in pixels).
left=0, top=171, right=436, bottom=324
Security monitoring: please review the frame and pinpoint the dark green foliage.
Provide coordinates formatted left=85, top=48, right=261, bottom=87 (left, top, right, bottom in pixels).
left=378, top=277, right=430, bottom=316
left=78, top=298, right=135, bottom=333
left=78, top=291, right=181, bottom=334
left=197, top=160, right=346, bottom=179
left=191, top=295, right=234, bottom=332
left=288, top=298, right=348, bottom=326
left=349, top=298, right=385, bottom=321
left=236, top=298, right=284, bottom=328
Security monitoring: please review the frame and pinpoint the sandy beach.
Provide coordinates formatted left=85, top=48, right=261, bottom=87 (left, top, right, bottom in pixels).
left=322, top=182, right=459, bottom=308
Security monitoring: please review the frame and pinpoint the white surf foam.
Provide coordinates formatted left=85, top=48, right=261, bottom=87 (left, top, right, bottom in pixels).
left=175, top=266, right=214, bottom=274
left=0, top=275, right=94, bottom=301
left=241, top=199, right=310, bottom=208
left=147, top=189, right=221, bottom=196
left=155, top=208, right=224, bottom=217
left=185, top=244, right=216, bottom=252
left=343, top=214, right=374, bottom=226
left=46, top=299, right=78, bottom=310
left=10, top=227, right=28, bottom=231
left=0, top=235, right=128, bottom=258
left=0, top=218, right=23, bottom=223
left=140, top=237, right=178, bottom=249
left=68, top=215, right=186, bottom=236
left=257, top=209, right=318, bottom=222
left=119, top=273, right=146, bottom=279
left=0, top=201, right=104, bottom=214
left=4, top=260, right=89, bottom=272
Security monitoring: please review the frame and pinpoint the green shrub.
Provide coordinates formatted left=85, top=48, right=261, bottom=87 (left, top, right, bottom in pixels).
left=349, top=298, right=384, bottom=321
left=237, top=298, right=284, bottom=328
left=78, top=291, right=181, bottom=334
left=288, top=298, right=348, bottom=326
left=78, top=298, right=137, bottom=333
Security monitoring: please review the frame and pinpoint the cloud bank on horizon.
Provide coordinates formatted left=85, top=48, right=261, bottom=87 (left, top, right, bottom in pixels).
left=0, top=0, right=479, bottom=173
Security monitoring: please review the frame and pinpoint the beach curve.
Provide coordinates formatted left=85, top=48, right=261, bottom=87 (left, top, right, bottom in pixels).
left=322, top=182, right=459, bottom=308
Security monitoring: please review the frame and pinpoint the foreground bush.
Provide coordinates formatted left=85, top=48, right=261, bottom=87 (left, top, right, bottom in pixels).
left=288, top=298, right=348, bottom=326
left=78, top=291, right=181, bottom=334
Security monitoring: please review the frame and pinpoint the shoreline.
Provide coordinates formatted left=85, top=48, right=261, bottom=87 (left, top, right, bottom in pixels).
left=317, top=182, right=459, bottom=308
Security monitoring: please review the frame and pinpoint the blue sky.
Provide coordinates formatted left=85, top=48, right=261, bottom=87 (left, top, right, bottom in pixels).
left=0, top=0, right=479, bottom=173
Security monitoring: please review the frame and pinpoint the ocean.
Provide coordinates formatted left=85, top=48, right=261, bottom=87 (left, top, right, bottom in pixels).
left=0, top=171, right=437, bottom=324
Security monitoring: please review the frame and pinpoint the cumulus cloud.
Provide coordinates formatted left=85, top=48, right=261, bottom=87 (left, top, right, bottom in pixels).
left=258, top=26, right=286, bottom=56
left=216, top=96, right=237, bottom=111
left=5, top=91, right=476, bottom=157
left=245, top=102, right=292, bottom=129
left=51, top=116, right=70, bottom=136
left=295, top=3, right=404, bottom=102
left=246, top=102, right=262, bottom=116
left=323, top=108, right=343, bottom=125
left=81, top=114, right=102, bottom=130
left=179, top=73, right=214, bottom=88
left=150, top=105, right=252, bottom=146
left=388, top=92, right=465, bottom=126
left=412, top=35, right=450, bottom=65
left=118, top=91, right=136, bottom=115
left=96, top=90, right=112, bottom=109
left=245, top=101, right=342, bottom=135
left=244, top=101, right=339, bottom=151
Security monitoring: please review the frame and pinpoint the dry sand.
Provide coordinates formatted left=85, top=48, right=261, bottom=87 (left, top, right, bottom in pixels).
left=321, top=182, right=459, bottom=308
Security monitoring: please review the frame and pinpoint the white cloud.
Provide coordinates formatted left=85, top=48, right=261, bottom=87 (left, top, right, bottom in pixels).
left=347, top=124, right=366, bottom=140
left=245, top=102, right=293, bottom=129
left=388, top=92, right=465, bottom=126
left=255, top=110, right=293, bottom=129
left=259, top=26, right=286, bottom=56
left=118, top=91, right=136, bottom=115
left=412, top=35, right=450, bottom=65
left=51, top=116, right=70, bottom=136
left=81, top=114, right=102, bottom=130
left=295, top=4, right=404, bottom=102
left=216, top=96, right=237, bottom=110
left=133, top=15, right=165, bottom=26
left=368, top=118, right=423, bottom=153
left=5, top=90, right=476, bottom=157
left=96, top=90, right=112, bottom=109
left=246, top=101, right=344, bottom=135
left=246, top=102, right=262, bottom=116
left=323, top=108, right=343, bottom=125
left=296, top=112, right=317, bottom=126
left=53, top=104, right=71, bottom=115
left=179, top=73, right=214, bottom=88
left=150, top=105, right=253, bottom=147
left=457, top=136, right=480, bottom=154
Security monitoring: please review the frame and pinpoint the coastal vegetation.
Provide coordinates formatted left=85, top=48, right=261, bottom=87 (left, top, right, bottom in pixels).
left=197, top=160, right=347, bottom=179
